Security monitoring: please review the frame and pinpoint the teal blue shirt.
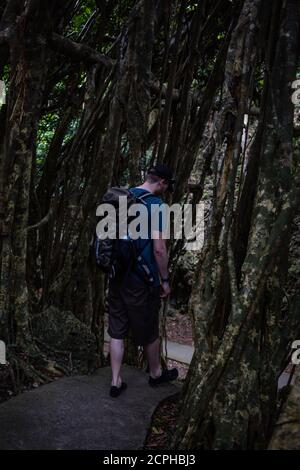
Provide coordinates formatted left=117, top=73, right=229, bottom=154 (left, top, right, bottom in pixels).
left=128, top=187, right=166, bottom=287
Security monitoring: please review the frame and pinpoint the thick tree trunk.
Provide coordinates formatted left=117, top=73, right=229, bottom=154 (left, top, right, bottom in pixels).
left=0, top=1, right=55, bottom=346
left=171, top=0, right=300, bottom=450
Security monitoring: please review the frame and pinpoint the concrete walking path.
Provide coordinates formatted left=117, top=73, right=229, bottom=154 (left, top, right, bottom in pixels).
left=0, top=365, right=179, bottom=450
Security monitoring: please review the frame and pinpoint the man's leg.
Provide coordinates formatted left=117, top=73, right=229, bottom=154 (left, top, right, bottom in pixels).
left=144, top=337, right=162, bottom=379
left=109, top=338, right=125, bottom=387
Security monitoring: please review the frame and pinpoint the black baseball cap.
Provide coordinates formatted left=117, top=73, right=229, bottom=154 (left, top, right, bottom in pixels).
left=147, top=164, right=176, bottom=192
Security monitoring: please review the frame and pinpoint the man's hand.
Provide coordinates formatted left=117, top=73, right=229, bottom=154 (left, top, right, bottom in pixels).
left=160, top=280, right=171, bottom=298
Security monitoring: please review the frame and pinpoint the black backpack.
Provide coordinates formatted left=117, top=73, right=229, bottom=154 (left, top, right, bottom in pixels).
left=89, top=187, right=155, bottom=285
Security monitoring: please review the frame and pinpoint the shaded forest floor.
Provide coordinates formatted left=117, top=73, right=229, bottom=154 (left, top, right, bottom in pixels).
left=1, top=309, right=296, bottom=450
left=0, top=308, right=192, bottom=451
left=144, top=392, right=181, bottom=450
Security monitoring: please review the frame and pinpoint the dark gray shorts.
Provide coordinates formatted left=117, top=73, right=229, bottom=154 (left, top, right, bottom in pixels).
left=107, top=280, right=161, bottom=346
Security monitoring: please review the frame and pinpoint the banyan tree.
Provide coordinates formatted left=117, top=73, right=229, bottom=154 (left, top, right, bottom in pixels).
left=0, top=0, right=299, bottom=449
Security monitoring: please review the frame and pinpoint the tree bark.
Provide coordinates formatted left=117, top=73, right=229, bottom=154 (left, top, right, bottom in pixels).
left=171, top=0, right=300, bottom=450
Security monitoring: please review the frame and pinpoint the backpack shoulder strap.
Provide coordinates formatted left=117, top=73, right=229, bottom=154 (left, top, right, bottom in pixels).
left=129, top=189, right=153, bottom=205
left=138, top=192, right=153, bottom=201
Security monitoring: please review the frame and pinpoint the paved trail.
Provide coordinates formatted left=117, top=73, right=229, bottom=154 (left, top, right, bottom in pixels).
left=0, top=365, right=179, bottom=450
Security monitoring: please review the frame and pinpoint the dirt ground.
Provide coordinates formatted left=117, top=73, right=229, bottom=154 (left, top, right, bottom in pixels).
left=165, top=310, right=193, bottom=347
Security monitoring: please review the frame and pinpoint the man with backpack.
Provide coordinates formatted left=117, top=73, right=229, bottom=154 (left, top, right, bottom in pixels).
left=107, top=164, right=179, bottom=397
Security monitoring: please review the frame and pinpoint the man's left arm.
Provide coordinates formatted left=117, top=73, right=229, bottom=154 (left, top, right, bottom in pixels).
left=153, top=232, right=170, bottom=298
